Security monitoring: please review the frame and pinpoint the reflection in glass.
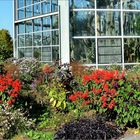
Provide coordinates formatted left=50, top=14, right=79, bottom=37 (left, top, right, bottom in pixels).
left=33, top=33, right=41, bottom=46
left=19, top=22, right=25, bottom=34
left=98, top=39, right=122, bottom=64
left=52, top=0, right=58, bottom=12
left=70, top=0, right=94, bottom=8
left=97, top=11, right=121, bottom=36
left=52, top=31, right=59, bottom=45
left=43, top=17, right=51, bottom=30
left=71, top=11, right=95, bottom=36
left=70, top=39, right=96, bottom=64
left=123, top=0, right=140, bottom=10
left=34, top=18, right=42, bottom=31
left=24, top=48, right=32, bottom=57
left=25, top=34, right=32, bottom=46
left=18, top=35, right=25, bottom=47
left=26, top=6, right=32, bottom=18
left=18, top=0, right=24, bottom=8
left=33, top=48, right=41, bottom=60
left=18, top=8, right=25, bottom=20
left=42, top=47, right=51, bottom=61
left=33, top=0, right=40, bottom=4
left=124, top=38, right=140, bottom=63
left=52, top=47, right=59, bottom=61
left=26, top=0, right=32, bottom=6
left=34, top=4, right=41, bottom=16
left=26, top=20, right=32, bottom=33
left=18, top=48, right=24, bottom=58
left=97, top=0, right=120, bottom=9
left=123, top=12, right=140, bottom=36
left=52, top=15, right=58, bottom=29
left=43, top=31, right=51, bottom=45
left=42, top=0, right=50, bottom=14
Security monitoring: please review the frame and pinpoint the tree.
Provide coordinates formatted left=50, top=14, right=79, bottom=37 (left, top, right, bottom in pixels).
left=0, top=29, right=13, bottom=61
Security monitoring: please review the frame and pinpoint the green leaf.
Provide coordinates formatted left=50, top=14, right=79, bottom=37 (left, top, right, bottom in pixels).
left=50, top=98, right=54, bottom=102
left=56, top=101, right=61, bottom=107
left=52, top=100, right=56, bottom=107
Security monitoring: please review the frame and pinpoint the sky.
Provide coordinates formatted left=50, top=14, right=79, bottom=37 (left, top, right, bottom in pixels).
left=0, top=0, right=13, bottom=37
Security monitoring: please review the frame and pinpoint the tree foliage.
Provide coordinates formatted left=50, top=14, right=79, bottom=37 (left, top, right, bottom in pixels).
left=0, top=29, right=13, bottom=61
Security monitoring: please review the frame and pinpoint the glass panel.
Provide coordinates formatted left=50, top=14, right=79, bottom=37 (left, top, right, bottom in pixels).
left=18, top=48, right=24, bottom=58
left=52, top=47, right=59, bottom=61
left=70, top=0, right=94, bottom=8
left=34, top=3, right=41, bottom=16
left=33, top=48, right=41, bottom=60
left=26, top=20, right=32, bottom=33
left=71, top=11, right=95, bottom=36
left=18, top=35, right=25, bottom=47
left=97, top=11, right=121, bottom=36
left=18, top=0, right=24, bottom=8
left=71, top=39, right=96, bottom=64
left=26, top=0, right=32, bottom=6
left=98, top=39, right=122, bottom=64
left=52, top=15, right=58, bottom=29
left=123, top=12, right=140, bottom=36
left=42, top=0, right=51, bottom=14
left=33, top=32, right=42, bottom=46
left=26, top=6, right=32, bottom=18
left=52, top=0, right=58, bottom=12
left=123, top=0, right=140, bottom=10
left=24, top=48, right=32, bottom=57
left=18, top=22, right=25, bottom=34
left=97, top=0, right=120, bottom=9
left=42, top=31, right=51, bottom=45
left=52, top=30, right=59, bottom=45
left=25, top=34, right=32, bottom=46
left=33, top=0, right=40, bottom=4
left=43, top=17, right=51, bottom=30
left=42, top=47, right=51, bottom=61
left=124, top=38, right=140, bottom=63
left=34, top=18, right=42, bottom=32
left=18, top=8, right=25, bottom=20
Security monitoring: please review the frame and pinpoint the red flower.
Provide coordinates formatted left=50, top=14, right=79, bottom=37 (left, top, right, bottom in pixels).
left=108, top=100, right=115, bottom=109
left=101, top=95, right=107, bottom=102
left=104, top=83, right=109, bottom=92
left=69, top=95, right=77, bottom=102
left=101, top=102, right=107, bottom=108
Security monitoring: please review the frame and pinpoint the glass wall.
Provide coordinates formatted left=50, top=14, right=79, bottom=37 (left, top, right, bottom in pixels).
left=15, top=0, right=59, bottom=62
left=70, top=0, right=140, bottom=68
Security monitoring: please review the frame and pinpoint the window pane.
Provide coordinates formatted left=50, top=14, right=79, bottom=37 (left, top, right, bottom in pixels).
left=52, top=47, right=59, bottom=61
left=26, top=6, right=32, bottom=18
left=70, top=0, right=94, bottom=8
left=33, top=48, right=41, bottom=60
left=33, top=33, right=42, bottom=46
left=71, top=11, right=95, bottom=36
left=71, top=39, right=96, bottom=64
left=52, top=30, right=59, bottom=45
left=124, top=38, right=140, bottom=63
left=33, top=0, right=40, bottom=4
left=18, top=48, right=24, bottom=58
left=98, top=39, right=122, bottom=64
left=52, top=0, right=58, bottom=12
left=97, top=0, right=120, bottom=9
left=123, top=12, right=140, bottom=36
left=42, top=0, right=51, bottom=14
left=18, top=0, right=24, bottom=8
left=18, top=35, right=25, bottom=47
left=26, top=0, right=32, bottom=6
left=19, top=22, right=25, bottom=34
left=34, top=18, right=42, bottom=32
left=18, top=8, right=25, bottom=20
left=25, top=34, right=32, bottom=46
left=43, top=17, right=51, bottom=30
left=42, top=31, right=51, bottom=45
left=34, top=3, right=41, bottom=16
left=123, top=0, right=140, bottom=10
left=42, top=47, right=51, bottom=61
left=26, top=20, right=32, bottom=33
left=97, top=11, right=121, bottom=36
left=52, top=15, right=58, bottom=29
left=24, top=48, right=32, bottom=57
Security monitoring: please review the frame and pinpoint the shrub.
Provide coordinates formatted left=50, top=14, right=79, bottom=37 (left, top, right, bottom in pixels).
left=54, top=119, right=122, bottom=140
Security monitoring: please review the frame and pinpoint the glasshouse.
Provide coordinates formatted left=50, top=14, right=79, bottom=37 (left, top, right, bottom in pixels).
left=14, top=0, right=140, bottom=68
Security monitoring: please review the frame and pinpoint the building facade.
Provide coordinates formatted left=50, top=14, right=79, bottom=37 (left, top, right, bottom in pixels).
left=14, top=0, right=140, bottom=68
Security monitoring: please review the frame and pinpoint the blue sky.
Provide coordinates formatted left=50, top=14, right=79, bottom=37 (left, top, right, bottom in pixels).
left=0, top=0, right=13, bottom=37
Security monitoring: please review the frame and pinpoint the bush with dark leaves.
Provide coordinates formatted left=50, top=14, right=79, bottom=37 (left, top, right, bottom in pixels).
left=54, top=119, right=123, bottom=140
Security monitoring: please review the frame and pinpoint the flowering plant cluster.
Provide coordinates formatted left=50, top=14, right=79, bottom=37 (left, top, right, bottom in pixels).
left=69, top=69, right=125, bottom=111
left=0, top=74, right=21, bottom=107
